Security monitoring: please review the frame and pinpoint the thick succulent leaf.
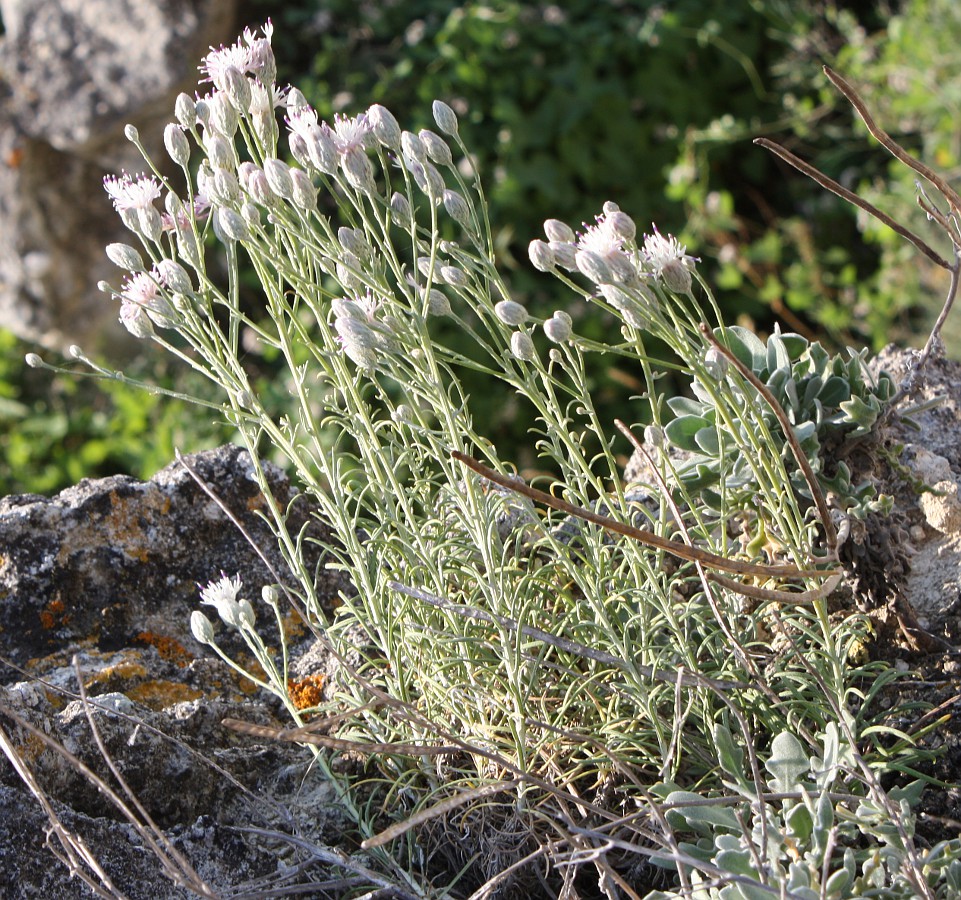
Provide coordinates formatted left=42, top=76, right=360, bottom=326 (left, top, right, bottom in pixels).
left=694, top=425, right=720, bottom=456
left=665, top=414, right=712, bottom=452
left=818, top=375, right=851, bottom=407
left=664, top=790, right=741, bottom=831
left=720, top=325, right=767, bottom=372
left=667, top=395, right=708, bottom=417
left=766, top=332, right=792, bottom=372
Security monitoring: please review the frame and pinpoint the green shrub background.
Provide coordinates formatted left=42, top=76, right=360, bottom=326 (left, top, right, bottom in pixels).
left=4, top=0, right=955, bottom=495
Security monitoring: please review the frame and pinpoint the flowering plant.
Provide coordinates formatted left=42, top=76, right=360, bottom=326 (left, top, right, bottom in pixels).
left=33, top=22, right=935, bottom=896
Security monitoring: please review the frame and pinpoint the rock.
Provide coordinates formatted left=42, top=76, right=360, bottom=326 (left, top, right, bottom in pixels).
left=0, top=0, right=238, bottom=350
left=0, top=445, right=352, bottom=897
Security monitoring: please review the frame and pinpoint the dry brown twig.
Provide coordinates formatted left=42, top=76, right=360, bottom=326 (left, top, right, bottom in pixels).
left=756, top=65, right=961, bottom=387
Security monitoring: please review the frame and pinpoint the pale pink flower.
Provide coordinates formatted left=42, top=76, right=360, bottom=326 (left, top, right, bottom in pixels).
left=200, top=22, right=273, bottom=90
left=119, top=270, right=176, bottom=328
left=325, top=113, right=371, bottom=156
left=642, top=226, right=698, bottom=293
left=103, top=172, right=161, bottom=213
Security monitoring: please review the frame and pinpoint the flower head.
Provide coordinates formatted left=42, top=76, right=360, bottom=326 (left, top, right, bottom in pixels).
left=200, top=21, right=274, bottom=90
left=119, top=270, right=176, bottom=329
left=103, top=172, right=161, bottom=213
left=199, top=573, right=255, bottom=629
left=642, top=226, right=697, bottom=293
left=326, top=113, right=371, bottom=156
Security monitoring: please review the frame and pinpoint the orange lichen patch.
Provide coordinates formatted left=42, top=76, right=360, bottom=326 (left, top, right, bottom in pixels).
left=39, top=598, right=70, bottom=631
left=245, top=491, right=268, bottom=512
left=281, top=608, right=307, bottom=641
left=135, top=632, right=193, bottom=668
left=288, top=673, right=325, bottom=711
left=57, top=487, right=172, bottom=565
left=126, top=680, right=202, bottom=710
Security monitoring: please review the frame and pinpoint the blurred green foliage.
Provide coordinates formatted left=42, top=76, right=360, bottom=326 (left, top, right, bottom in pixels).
left=7, top=0, right=958, bottom=495
left=0, top=332, right=230, bottom=496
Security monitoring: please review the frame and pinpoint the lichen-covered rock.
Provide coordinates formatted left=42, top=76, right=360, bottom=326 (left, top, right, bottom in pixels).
left=0, top=445, right=352, bottom=897
left=0, top=444, right=339, bottom=667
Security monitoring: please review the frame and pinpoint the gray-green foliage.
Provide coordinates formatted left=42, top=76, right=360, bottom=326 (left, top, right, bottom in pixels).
left=664, top=327, right=896, bottom=519
left=44, top=19, right=937, bottom=897
left=649, top=724, right=961, bottom=900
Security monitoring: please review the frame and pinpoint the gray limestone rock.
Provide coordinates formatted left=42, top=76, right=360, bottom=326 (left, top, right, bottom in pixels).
left=0, top=445, right=353, bottom=897
left=0, top=0, right=238, bottom=350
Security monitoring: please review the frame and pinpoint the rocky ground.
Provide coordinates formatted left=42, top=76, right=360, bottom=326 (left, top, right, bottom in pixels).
left=0, top=348, right=959, bottom=897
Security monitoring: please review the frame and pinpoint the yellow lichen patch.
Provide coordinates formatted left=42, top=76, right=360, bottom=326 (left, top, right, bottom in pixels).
left=135, top=632, right=193, bottom=668
left=126, top=680, right=202, bottom=710
left=83, top=652, right=148, bottom=692
left=288, top=673, right=325, bottom=711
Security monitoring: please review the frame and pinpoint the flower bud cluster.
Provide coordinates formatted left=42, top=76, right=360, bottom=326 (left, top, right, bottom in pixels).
left=193, top=573, right=256, bottom=644
left=332, top=291, right=395, bottom=370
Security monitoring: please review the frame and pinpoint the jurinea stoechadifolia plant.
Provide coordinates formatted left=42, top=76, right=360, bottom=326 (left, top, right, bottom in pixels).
left=24, top=21, right=955, bottom=896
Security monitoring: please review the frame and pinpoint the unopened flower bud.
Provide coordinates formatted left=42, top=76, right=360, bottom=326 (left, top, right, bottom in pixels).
left=575, top=249, right=613, bottom=285
left=550, top=241, right=577, bottom=271
left=204, top=133, right=234, bottom=170
left=156, top=259, right=192, bottom=294
left=644, top=424, right=665, bottom=449
left=190, top=610, right=215, bottom=644
left=241, top=202, right=260, bottom=227
left=419, top=129, right=453, bottom=166
left=305, top=124, right=337, bottom=174
left=544, top=315, right=572, bottom=343
left=164, top=124, right=190, bottom=166
left=262, top=584, right=280, bottom=606
left=24, top=353, right=42, bottom=368
left=607, top=210, right=636, bottom=241
left=390, top=192, right=411, bottom=224
left=120, top=300, right=154, bottom=338
left=442, top=189, right=471, bottom=228
left=106, top=243, right=144, bottom=272
left=544, top=219, right=575, bottom=243
left=367, top=104, right=402, bottom=149
left=528, top=239, right=555, bottom=272
left=440, top=265, right=467, bottom=287
left=138, top=206, right=162, bottom=243
left=401, top=131, right=426, bottom=163
left=217, top=207, right=250, bottom=242
left=288, top=132, right=310, bottom=167
left=175, top=93, right=197, bottom=128
left=247, top=169, right=276, bottom=207
left=290, top=168, right=317, bottom=210
left=206, top=92, right=239, bottom=137
left=223, top=66, right=251, bottom=112
left=661, top=259, right=692, bottom=294
left=210, top=168, right=241, bottom=205
left=264, top=158, right=294, bottom=200
left=426, top=290, right=451, bottom=316
left=335, top=227, right=360, bottom=257
left=410, top=160, right=444, bottom=196
left=510, top=331, right=536, bottom=362
left=495, top=300, right=528, bottom=326
left=341, top=146, right=376, bottom=193
left=432, top=99, right=459, bottom=136
left=124, top=124, right=140, bottom=143
left=704, top=346, right=729, bottom=380
left=607, top=250, right=637, bottom=283
left=603, top=201, right=620, bottom=214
